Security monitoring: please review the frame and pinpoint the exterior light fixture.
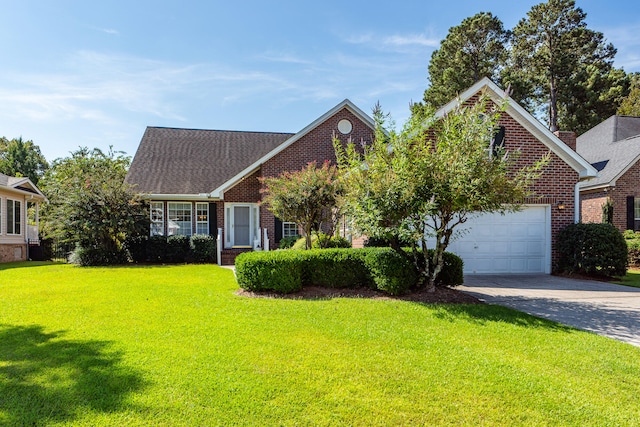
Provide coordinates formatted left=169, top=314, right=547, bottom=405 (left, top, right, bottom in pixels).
left=557, top=201, right=566, bottom=210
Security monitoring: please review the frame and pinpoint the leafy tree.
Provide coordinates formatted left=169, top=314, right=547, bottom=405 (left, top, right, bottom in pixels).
left=506, top=0, right=618, bottom=132
left=419, top=12, right=510, bottom=108
left=39, top=147, right=148, bottom=265
left=260, top=161, right=343, bottom=250
left=0, top=137, right=49, bottom=184
left=617, top=73, right=640, bottom=116
left=335, top=98, right=547, bottom=291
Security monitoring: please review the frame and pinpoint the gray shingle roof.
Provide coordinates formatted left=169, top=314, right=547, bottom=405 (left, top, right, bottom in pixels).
left=577, top=115, right=640, bottom=189
left=125, top=127, right=294, bottom=194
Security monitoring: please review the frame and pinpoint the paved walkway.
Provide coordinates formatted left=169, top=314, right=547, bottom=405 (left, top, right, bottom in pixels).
left=459, top=275, right=640, bottom=347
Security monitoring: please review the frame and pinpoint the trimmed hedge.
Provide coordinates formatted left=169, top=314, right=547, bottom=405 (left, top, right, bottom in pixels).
left=235, top=247, right=464, bottom=296
left=556, top=223, right=627, bottom=277
left=125, top=234, right=217, bottom=264
left=235, top=250, right=304, bottom=293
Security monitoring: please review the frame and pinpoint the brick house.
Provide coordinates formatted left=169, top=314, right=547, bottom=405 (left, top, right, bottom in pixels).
left=577, top=115, right=640, bottom=231
left=125, top=78, right=597, bottom=272
left=0, top=173, right=46, bottom=263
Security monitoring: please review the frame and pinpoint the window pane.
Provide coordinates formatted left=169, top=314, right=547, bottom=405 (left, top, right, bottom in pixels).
left=14, top=201, right=21, bottom=234
left=283, top=222, right=299, bottom=238
left=150, top=202, right=164, bottom=236
left=168, top=202, right=192, bottom=236
left=635, top=199, right=640, bottom=220
left=196, top=203, right=208, bottom=235
left=7, top=200, right=14, bottom=234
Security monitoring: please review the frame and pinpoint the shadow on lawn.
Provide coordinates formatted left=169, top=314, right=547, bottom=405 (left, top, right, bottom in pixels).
left=0, top=324, right=147, bottom=425
left=429, top=303, right=576, bottom=333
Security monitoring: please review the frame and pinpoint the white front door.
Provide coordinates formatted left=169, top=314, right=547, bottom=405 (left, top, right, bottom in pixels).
left=224, top=203, right=259, bottom=248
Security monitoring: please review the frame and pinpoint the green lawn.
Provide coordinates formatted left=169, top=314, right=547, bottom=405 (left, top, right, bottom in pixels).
left=1, top=262, right=640, bottom=426
left=615, top=268, right=640, bottom=288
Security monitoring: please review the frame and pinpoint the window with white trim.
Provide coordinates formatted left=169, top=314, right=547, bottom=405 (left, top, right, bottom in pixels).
left=7, top=199, right=21, bottom=235
left=0, top=198, right=2, bottom=234
left=168, top=202, right=192, bottom=236
left=196, top=203, right=209, bottom=235
left=282, top=222, right=299, bottom=238
left=150, top=201, right=164, bottom=236
left=635, top=199, right=640, bottom=231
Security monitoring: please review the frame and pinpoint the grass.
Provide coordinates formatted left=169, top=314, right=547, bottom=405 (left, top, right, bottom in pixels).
left=615, top=268, right=640, bottom=288
left=1, top=262, right=640, bottom=426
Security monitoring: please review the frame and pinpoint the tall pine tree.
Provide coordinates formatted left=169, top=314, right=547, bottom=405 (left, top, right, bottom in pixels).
left=420, top=12, right=509, bottom=108
left=505, top=0, right=619, bottom=132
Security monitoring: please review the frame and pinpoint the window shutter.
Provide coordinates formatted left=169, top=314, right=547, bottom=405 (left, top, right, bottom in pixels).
left=274, top=217, right=283, bottom=242
left=627, top=196, right=635, bottom=230
left=209, top=203, right=217, bottom=236
left=492, top=126, right=506, bottom=158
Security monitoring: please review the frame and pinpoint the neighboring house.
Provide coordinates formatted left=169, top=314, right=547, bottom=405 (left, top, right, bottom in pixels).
left=126, top=78, right=597, bottom=273
left=577, top=115, right=640, bottom=232
left=0, top=173, right=46, bottom=263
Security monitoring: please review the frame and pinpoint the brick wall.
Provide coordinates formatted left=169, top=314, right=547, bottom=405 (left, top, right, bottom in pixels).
left=260, top=108, right=373, bottom=247
left=0, top=244, right=26, bottom=263
left=496, top=109, right=579, bottom=268
left=554, top=131, right=576, bottom=151
left=605, top=161, right=640, bottom=231
left=580, top=190, right=607, bottom=224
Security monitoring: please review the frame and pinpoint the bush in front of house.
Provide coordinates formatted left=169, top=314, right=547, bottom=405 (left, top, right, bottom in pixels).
left=290, top=233, right=352, bottom=250
left=147, top=235, right=168, bottom=262
left=364, top=248, right=417, bottom=295
left=278, top=235, right=300, bottom=249
left=235, top=250, right=304, bottom=293
left=190, top=235, right=216, bottom=263
left=125, top=235, right=148, bottom=263
left=234, top=247, right=464, bottom=295
left=166, top=235, right=190, bottom=263
left=624, top=230, right=640, bottom=267
left=299, top=249, right=370, bottom=289
left=68, top=243, right=129, bottom=266
left=556, top=223, right=628, bottom=277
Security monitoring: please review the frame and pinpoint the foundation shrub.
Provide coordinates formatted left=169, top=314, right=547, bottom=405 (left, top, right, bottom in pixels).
left=557, top=223, right=628, bottom=277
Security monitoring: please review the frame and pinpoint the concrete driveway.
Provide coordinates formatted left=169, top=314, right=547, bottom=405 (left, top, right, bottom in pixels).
left=459, top=275, right=640, bottom=347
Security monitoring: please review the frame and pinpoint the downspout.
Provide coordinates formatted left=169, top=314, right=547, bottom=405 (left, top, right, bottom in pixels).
left=574, top=182, right=580, bottom=224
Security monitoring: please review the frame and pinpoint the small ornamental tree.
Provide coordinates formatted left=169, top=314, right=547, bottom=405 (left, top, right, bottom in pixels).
left=259, top=161, right=343, bottom=249
left=335, top=97, right=548, bottom=291
left=39, top=147, right=148, bottom=265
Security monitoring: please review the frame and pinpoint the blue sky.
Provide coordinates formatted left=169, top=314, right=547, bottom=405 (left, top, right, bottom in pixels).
left=1, top=0, right=640, bottom=162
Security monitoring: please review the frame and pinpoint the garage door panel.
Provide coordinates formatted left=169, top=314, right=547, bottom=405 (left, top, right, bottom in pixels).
left=447, top=206, right=550, bottom=274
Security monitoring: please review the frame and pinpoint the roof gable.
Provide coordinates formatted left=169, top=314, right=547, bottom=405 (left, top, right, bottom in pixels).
left=0, top=172, right=46, bottom=200
left=210, top=99, right=375, bottom=198
left=437, top=77, right=598, bottom=180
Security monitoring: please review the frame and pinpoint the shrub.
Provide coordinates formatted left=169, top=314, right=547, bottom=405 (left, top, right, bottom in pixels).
left=190, top=235, right=216, bottom=263
left=312, top=233, right=351, bottom=249
left=125, top=235, right=148, bottom=263
left=166, top=235, right=190, bottom=263
left=278, top=235, right=300, bottom=249
left=235, top=251, right=304, bottom=293
left=147, top=235, right=167, bottom=262
left=300, top=249, right=369, bottom=288
left=556, top=223, right=628, bottom=277
left=364, top=235, right=415, bottom=248
left=364, top=248, right=417, bottom=295
left=624, top=230, right=640, bottom=267
left=437, top=251, right=464, bottom=286
left=68, top=244, right=128, bottom=266
left=235, top=247, right=463, bottom=296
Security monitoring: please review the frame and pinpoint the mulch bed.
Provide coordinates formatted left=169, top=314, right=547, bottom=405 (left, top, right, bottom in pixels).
left=236, top=285, right=482, bottom=304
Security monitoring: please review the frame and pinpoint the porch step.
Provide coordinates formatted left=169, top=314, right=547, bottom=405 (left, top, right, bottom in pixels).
left=221, top=248, right=253, bottom=265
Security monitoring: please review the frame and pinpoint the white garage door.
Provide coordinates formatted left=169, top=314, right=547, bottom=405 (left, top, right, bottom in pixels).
left=446, top=205, right=551, bottom=274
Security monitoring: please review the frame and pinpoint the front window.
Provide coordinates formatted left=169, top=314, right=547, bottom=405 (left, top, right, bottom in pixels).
left=7, top=199, right=21, bottom=235
left=196, top=203, right=209, bottom=235
left=150, top=202, right=164, bottom=236
left=282, top=222, right=299, bottom=239
left=635, top=199, right=640, bottom=230
left=168, top=202, right=192, bottom=236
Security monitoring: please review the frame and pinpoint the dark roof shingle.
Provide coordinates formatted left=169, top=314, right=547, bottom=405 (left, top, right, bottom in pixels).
left=125, top=127, right=293, bottom=194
